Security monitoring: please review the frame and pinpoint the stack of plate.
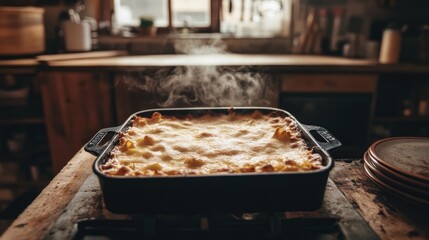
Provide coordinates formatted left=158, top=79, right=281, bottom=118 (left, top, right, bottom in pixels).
left=363, top=137, right=429, bottom=206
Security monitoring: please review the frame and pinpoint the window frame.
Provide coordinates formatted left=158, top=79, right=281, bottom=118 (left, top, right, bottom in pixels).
left=104, top=0, right=221, bottom=34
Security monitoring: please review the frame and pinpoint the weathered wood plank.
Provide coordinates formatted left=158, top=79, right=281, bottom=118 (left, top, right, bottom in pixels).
left=45, top=176, right=378, bottom=240
left=287, top=178, right=379, bottom=240
left=45, top=174, right=102, bottom=240
left=0, top=149, right=95, bottom=240
left=331, top=161, right=429, bottom=240
left=45, top=174, right=131, bottom=240
left=2, top=156, right=427, bottom=240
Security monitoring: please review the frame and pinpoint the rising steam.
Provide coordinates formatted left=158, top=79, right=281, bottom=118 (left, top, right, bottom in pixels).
left=122, top=37, right=272, bottom=107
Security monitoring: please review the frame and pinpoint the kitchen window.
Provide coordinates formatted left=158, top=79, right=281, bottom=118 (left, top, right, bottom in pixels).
left=221, top=0, right=291, bottom=37
left=171, top=0, right=211, bottom=27
left=113, top=0, right=291, bottom=36
left=113, top=0, right=217, bottom=32
left=114, top=0, right=170, bottom=27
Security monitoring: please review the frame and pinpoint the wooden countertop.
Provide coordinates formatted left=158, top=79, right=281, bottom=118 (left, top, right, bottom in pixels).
left=45, top=54, right=376, bottom=68
left=1, top=53, right=429, bottom=74
left=0, top=59, right=39, bottom=74
left=0, top=51, right=126, bottom=74
left=43, top=54, right=429, bottom=74
left=0, top=59, right=39, bottom=67
left=1, top=149, right=428, bottom=240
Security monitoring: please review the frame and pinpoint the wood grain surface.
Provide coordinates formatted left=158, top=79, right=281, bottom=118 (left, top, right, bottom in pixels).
left=0, top=149, right=95, bottom=240
left=43, top=54, right=429, bottom=74
left=36, top=50, right=127, bottom=63
left=0, top=59, right=38, bottom=67
left=2, top=156, right=428, bottom=240
left=0, top=59, right=38, bottom=74
left=2, top=54, right=429, bottom=74
left=46, top=54, right=376, bottom=68
left=330, top=160, right=429, bottom=240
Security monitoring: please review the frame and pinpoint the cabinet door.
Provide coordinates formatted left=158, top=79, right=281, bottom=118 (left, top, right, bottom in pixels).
left=279, top=74, right=378, bottom=157
left=40, top=72, right=115, bottom=173
left=280, top=74, right=377, bottom=93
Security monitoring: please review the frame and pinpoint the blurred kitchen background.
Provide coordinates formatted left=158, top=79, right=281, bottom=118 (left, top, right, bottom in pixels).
left=1, top=0, right=429, bottom=233
left=0, top=0, right=428, bottom=56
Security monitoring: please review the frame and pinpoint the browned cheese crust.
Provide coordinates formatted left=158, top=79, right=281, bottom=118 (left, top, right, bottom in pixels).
left=100, top=110, right=322, bottom=176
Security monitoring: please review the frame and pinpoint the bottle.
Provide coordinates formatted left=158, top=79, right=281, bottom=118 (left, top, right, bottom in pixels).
left=419, top=25, right=429, bottom=64
left=379, top=25, right=402, bottom=64
left=110, top=9, right=118, bottom=35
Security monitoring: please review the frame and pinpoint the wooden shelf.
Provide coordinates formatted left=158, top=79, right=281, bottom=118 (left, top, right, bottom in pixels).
left=0, top=117, right=44, bottom=126
left=373, top=116, right=429, bottom=123
left=0, top=144, right=50, bottom=163
left=0, top=102, right=45, bottom=126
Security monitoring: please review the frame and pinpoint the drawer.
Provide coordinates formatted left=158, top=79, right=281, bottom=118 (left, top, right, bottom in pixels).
left=281, top=74, right=378, bottom=93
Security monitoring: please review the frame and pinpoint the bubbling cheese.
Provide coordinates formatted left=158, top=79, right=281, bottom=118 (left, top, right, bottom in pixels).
left=100, top=110, right=323, bottom=176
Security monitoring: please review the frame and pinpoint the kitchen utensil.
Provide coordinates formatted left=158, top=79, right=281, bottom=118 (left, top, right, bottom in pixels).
left=364, top=158, right=429, bottom=206
left=365, top=151, right=429, bottom=190
left=379, top=26, right=402, bottom=64
left=364, top=152, right=429, bottom=198
left=85, top=107, right=341, bottom=214
left=365, top=41, right=380, bottom=59
left=63, top=20, right=92, bottom=52
left=369, top=137, right=429, bottom=183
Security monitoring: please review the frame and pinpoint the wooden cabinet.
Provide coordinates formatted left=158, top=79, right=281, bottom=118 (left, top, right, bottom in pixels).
left=39, top=71, right=115, bottom=173
left=280, top=74, right=378, bottom=93
left=371, top=74, right=429, bottom=141
left=0, top=72, right=49, bottom=213
left=278, top=74, right=378, bottom=157
left=114, top=72, right=160, bottom=123
left=277, top=73, right=429, bottom=157
left=37, top=70, right=429, bottom=164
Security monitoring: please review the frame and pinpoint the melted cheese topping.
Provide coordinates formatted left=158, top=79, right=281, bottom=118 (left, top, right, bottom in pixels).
left=100, top=111, right=322, bottom=176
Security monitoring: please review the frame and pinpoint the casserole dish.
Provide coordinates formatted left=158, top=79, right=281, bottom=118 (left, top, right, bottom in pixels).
left=85, top=107, right=341, bottom=214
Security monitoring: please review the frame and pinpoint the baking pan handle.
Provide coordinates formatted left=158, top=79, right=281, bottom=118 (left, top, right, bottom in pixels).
left=85, top=126, right=121, bottom=156
left=303, top=125, right=342, bottom=151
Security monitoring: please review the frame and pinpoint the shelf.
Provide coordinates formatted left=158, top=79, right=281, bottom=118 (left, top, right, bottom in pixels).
left=0, top=117, right=44, bottom=126
left=0, top=144, right=50, bottom=163
left=373, top=116, right=429, bottom=123
left=0, top=103, right=44, bottom=126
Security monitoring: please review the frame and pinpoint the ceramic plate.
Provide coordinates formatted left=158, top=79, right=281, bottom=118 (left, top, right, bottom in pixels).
left=365, top=151, right=429, bottom=189
left=369, top=137, right=429, bottom=183
left=363, top=162, right=429, bottom=207
left=364, top=152, right=429, bottom=197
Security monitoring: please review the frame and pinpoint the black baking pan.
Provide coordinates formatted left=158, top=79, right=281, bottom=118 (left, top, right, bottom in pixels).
left=85, top=107, right=341, bottom=214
